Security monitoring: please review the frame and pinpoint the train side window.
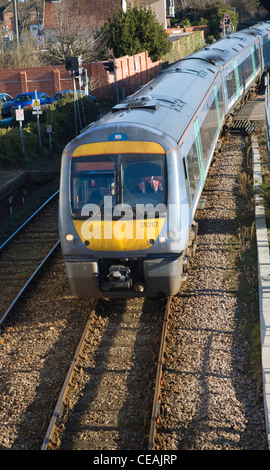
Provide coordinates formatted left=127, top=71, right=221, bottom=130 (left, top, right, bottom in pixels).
left=263, top=37, right=270, bottom=63
left=185, top=142, right=200, bottom=200
left=263, top=39, right=270, bottom=64
left=183, top=158, right=191, bottom=207
left=254, top=45, right=261, bottom=68
left=200, top=93, right=218, bottom=161
left=225, top=68, right=237, bottom=100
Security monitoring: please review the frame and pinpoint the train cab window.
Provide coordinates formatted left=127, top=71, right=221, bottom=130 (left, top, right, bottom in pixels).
left=71, top=156, right=116, bottom=215
left=71, top=153, right=166, bottom=218
left=121, top=155, right=165, bottom=208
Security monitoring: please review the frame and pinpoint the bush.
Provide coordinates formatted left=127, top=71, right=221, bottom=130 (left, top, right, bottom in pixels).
left=193, top=17, right=208, bottom=26
left=101, top=4, right=172, bottom=61
left=46, top=94, right=99, bottom=150
left=0, top=94, right=100, bottom=168
left=0, top=127, right=25, bottom=167
left=180, top=19, right=191, bottom=28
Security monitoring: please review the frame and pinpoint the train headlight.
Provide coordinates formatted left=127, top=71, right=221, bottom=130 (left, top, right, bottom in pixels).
left=65, top=233, right=74, bottom=242
left=159, top=236, right=166, bottom=244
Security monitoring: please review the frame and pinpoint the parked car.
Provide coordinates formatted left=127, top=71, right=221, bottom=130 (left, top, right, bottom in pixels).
left=53, top=89, right=97, bottom=102
left=0, top=93, right=14, bottom=117
left=11, top=92, right=54, bottom=112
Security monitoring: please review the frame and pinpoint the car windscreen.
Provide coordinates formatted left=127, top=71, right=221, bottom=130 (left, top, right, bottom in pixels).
left=16, top=95, right=32, bottom=102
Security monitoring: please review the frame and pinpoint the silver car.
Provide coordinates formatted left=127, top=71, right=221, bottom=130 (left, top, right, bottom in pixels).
left=0, top=93, right=14, bottom=117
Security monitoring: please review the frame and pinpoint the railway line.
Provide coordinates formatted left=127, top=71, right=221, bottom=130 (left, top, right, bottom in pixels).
left=42, top=296, right=170, bottom=450
left=0, top=191, right=59, bottom=326
left=39, top=123, right=267, bottom=451
left=0, top=119, right=268, bottom=450
left=155, top=126, right=267, bottom=450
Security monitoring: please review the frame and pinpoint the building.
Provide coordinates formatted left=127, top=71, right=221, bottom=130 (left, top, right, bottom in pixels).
left=0, top=0, right=45, bottom=38
left=44, top=0, right=124, bottom=29
left=127, top=0, right=175, bottom=28
left=0, top=0, right=175, bottom=44
left=0, top=1, right=14, bottom=32
left=44, top=0, right=174, bottom=30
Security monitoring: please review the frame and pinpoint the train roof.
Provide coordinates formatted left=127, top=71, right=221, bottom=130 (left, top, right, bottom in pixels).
left=86, top=58, right=220, bottom=144
left=191, top=22, right=270, bottom=68
left=83, top=22, right=270, bottom=146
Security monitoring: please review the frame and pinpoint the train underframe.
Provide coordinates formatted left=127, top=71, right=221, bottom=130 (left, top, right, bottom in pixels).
left=64, top=221, right=198, bottom=299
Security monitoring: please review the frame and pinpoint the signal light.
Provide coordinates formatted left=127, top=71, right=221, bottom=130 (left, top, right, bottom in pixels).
left=65, top=56, right=83, bottom=74
left=103, top=61, right=114, bottom=73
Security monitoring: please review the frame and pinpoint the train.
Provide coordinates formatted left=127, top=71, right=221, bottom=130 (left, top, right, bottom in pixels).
left=59, top=21, right=270, bottom=298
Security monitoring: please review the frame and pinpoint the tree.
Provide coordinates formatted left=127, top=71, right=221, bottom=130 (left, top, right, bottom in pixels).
left=100, top=4, right=172, bottom=62
left=0, top=34, right=42, bottom=68
left=43, top=0, right=107, bottom=64
left=177, top=1, right=238, bottom=38
left=174, top=0, right=237, bottom=39
left=204, top=1, right=238, bottom=37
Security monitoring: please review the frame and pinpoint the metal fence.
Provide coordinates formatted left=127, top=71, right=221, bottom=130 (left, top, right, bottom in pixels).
left=265, top=72, right=270, bottom=165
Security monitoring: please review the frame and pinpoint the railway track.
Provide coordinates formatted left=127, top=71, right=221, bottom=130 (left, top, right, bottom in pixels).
left=41, top=119, right=266, bottom=451
left=42, top=296, right=171, bottom=450
left=0, top=191, right=59, bottom=326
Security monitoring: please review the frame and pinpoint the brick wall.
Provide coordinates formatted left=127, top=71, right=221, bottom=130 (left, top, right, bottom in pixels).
left=88, top=51, right=162, bottom=102
left=0, top=30, right=205, bottom=102
left=0, top=51, right=162, bottom=103
left=166, top=25, right=208, bottom=36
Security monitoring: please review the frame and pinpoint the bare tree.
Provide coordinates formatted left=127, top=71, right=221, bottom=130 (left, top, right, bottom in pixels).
left=43, top=0, right=107, bottom=64
left=0, top=33, right=42, bottom=68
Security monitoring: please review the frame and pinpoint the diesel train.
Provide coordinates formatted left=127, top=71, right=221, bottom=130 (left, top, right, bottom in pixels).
left=59, top=22, right=270, bottom=298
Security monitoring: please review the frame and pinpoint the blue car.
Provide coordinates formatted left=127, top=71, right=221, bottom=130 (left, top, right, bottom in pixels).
left=53, top=89, right=97, bottom=102
left=0, top=93, right=14, bottom=116
left=11, top=91, right=54, bottom=112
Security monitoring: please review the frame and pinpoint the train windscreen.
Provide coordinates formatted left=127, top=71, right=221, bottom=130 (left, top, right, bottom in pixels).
left=71, top=153, right=166, bottom=219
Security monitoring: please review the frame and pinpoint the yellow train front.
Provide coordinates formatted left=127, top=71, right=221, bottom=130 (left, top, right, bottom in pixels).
left=59, top=121, right=190, bottom=299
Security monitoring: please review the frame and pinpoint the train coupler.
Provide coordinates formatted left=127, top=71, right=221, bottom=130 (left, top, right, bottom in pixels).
left=102, top=265, right=132, bottom=291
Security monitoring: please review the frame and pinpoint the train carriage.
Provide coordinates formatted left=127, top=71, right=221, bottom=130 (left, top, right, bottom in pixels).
left=59, top=22, right=270, bottom=299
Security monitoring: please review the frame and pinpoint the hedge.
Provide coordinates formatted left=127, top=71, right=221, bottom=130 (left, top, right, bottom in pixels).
left=0, top=94, right=100, bottom=168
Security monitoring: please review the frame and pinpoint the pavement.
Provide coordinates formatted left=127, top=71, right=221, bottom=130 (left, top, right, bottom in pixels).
left=252, top=135, right=270, bottom=449
left=0, top=170, right=26, bottom=198
left=238, top=95, right=270, bottom=448
left=236, top=97, right=265, bottom=121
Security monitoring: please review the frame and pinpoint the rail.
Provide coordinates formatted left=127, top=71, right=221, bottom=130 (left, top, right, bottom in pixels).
left=148, top=296, right=171, bottom=450
left=0, top=191, right=60, bottom=327
left=0, top=190, right=59, bottom=251
left=41, top=301, right=99, bottom=450
left=41, top=296, right=171, bottom=450
left=0, top=241, right=60, bottom=327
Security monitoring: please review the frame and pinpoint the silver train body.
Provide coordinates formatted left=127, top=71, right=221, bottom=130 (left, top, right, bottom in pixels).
left=59, top=22, right=270, bottom=298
